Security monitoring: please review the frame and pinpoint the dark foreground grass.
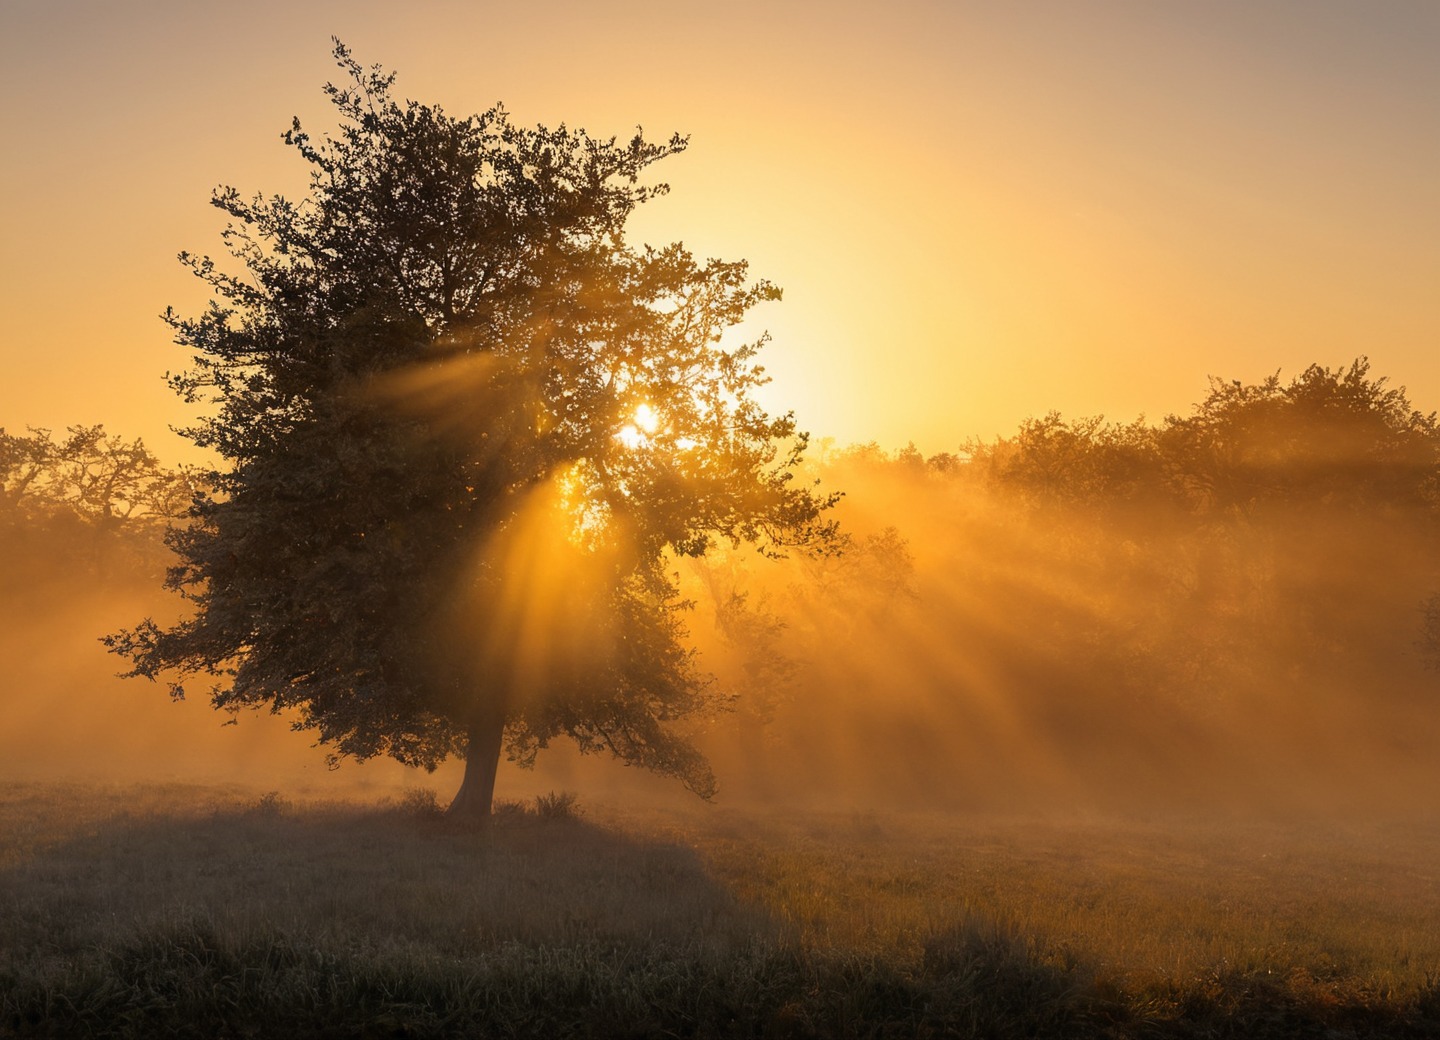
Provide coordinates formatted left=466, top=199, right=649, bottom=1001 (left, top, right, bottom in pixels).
left=2, top=783, right=1438, bottom=1038
left=12, top=925, right=1437, bottom=1039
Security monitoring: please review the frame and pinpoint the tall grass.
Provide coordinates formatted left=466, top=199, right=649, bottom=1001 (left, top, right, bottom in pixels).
left=2, top=782, right=1436, bottom=1037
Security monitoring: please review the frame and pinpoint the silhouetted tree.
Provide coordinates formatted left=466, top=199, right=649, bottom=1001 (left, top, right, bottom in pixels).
left=975, top=413, right=1167, bottom=512
left=41, top=426, right=192, bottom=529
left=106, top=43, right=837, bottom=818
left=3, top=426, right=187, bottom=517
left=959, top=358, right=1440, bottom=695
left=3, top=427, right=42, bottom=514
left=1158, top=358, right=1440, bottom=516
left=969, top=359, right=1439, bottom=520
left=1, top=420, right=190, bottom=604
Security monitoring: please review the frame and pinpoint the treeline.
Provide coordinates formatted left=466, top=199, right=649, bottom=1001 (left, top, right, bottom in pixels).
left=5, top=359, right=1439, bottom=808
left=957, top=358, right=1435, bottom=509
left=950, top=356, right=1440, bottom=676
left=0, top=426, right=193, bottom=595
left=698, top=358, right=1440, bottom=809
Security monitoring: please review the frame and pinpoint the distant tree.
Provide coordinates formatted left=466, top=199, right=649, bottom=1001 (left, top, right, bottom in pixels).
left=925, top=451, right=964, bottom=474
left=692, top=558, right=797, bottom=728
left=960, top=359, right=1440, bottom=687
left=1, top=426, right=189, bottom=537
left=47, top=426, right=192, bottom=528
left=1160, top=359, right=1440, bottom=664
left=1158, top=358, right=1440, bottom=515
left=106, top=44, right=837, bottom=818
left=1, top=425, right=188, bottom=597
left=976, top=413, right=1165, bottom=510
left=968, top=359, right=1439, bottom=522
left=0, top=427, right=51, bottom=519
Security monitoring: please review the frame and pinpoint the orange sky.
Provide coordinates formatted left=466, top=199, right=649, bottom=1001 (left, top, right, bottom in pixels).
left=2, top=1, right=1436, bottom=459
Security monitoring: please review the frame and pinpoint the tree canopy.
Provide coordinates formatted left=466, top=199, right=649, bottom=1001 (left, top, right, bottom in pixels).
left=968, top=358, right=1440, bottom=519
left=108, top=43, right=837, bottom=816
left=1, top=425, right=188, bottom=529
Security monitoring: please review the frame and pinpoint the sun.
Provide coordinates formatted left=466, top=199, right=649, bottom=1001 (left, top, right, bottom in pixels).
left=616, top=402, right=661, bottom=450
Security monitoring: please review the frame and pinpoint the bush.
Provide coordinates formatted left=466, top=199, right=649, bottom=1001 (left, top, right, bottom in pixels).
left=534, top=791, right=581, bottom=820
left=395, top=787, right=444, bottom=819
left=248, top=791, right=289, bottom=818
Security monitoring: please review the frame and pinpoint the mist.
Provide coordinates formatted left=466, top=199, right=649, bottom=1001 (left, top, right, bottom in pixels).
left=692, top=439, right=1440, bottom=818
left=4, top=360, right=1436, bottom=820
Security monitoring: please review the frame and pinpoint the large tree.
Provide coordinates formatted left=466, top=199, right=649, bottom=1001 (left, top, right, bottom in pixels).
left=108, top=43, right=837, bottom=817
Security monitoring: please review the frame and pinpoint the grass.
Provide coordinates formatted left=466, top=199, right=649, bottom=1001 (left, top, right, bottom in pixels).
left=1, top=782, right=1438, bottom=1037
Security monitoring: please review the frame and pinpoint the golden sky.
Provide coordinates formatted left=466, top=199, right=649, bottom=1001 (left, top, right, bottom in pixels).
left=2, top=0, right=1436, bottom=458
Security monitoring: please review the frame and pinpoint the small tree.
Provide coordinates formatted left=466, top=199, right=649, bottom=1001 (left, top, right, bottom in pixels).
left=107, top=43, right=837, bottom=818
left=4, top=426, right=174, bottom=523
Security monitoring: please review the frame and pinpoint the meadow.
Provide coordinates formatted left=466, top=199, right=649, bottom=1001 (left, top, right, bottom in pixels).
left=3, top=781, right=1438, bottom=1038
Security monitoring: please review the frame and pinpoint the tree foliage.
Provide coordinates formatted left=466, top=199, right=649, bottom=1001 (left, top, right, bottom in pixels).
left=108, top=43, right=837, bottom=809
left=1, top=425, right=189, bottom=528
left=969, top=359, right=1440, bottom=519
left=950, top=358, right=1440, bottom=700
left=1160, top=359, right=1440, bottom=515
left=1, top=425, right=190, bottom=591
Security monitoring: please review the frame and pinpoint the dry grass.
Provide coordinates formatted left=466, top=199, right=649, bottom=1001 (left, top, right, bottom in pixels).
left=677, top=805, right=1440, bottom=986
left=2, top=781, right=1437, bottom=1037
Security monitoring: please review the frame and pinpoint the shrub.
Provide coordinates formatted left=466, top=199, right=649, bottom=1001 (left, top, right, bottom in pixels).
left=395, top=787, right=443, bottom=819
left=534, top=791, right=581, bottom=820
left=249, top=791, right=289, bottom=818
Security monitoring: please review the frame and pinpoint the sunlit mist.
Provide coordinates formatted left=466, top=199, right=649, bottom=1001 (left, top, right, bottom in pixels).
left=5, top=359, right=1438, bottom=822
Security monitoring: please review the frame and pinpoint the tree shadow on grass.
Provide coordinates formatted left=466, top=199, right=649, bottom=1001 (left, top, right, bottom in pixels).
left=0, top=790, right=762, bottom=956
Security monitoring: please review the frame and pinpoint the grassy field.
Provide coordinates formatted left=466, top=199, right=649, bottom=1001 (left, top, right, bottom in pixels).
left=2, top=781, right=1438, bottom=1037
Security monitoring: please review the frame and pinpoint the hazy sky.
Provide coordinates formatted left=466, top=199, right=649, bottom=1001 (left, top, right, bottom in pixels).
left=2, top=0, right=1436, bottom=458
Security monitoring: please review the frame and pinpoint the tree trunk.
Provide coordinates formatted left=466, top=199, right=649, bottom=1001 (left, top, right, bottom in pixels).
left=447, top=710, right=505, bottom=820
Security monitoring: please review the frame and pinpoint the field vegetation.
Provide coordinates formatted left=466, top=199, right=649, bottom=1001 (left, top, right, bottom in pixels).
left=3, top=782, right=1438, bottom=1037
